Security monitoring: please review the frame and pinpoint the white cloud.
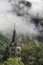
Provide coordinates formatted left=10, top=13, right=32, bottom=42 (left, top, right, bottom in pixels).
left=0, top=0, right=43, bottom=37
left=27, top=0, right=43, bottom=15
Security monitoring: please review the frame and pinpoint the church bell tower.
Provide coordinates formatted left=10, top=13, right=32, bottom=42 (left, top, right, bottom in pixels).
left=9, top=28, right=17, bottom=56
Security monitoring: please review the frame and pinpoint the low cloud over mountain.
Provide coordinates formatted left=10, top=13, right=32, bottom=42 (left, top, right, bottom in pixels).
left=0, top=0, right=43, bottom=41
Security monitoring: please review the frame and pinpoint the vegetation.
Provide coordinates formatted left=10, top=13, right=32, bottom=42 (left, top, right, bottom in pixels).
left=0, top=34, right=10, bottom=62
left=21, top=45, right=43, bottom=65
left=2, top=57, right=24, bottom=65
left=0, top=34, right=43, bottom=65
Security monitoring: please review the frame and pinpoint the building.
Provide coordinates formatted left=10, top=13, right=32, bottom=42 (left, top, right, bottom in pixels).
left=9, top=28, right=21, bottom=57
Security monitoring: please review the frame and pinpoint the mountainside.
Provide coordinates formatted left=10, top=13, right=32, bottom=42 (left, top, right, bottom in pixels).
left=17, top=34, right=43, bottom=47
left=0, top=34, right=43, bottom=64
left=0, top=34, right=10, bottom=62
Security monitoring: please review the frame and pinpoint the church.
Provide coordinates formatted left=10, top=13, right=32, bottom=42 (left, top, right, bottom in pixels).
left=9, top=28, right=21, bottom=57
left=3, top=27, right=21, bottom=61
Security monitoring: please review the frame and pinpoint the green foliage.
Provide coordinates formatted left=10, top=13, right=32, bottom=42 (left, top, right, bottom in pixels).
left=2, top=57, right=24, bottom=65
left=17, top=35, right=41, bottom=47
left=0, top=34, right=10, bottom=62
left=0, top=34, right=43, bottom=65
left=0, top=34, right=10, bottom=49
left=21, top=45, right=43, bottom=65
left=3, top=46, right=10, bottom=61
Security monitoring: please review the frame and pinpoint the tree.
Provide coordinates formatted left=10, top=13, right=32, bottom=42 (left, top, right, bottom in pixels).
left=3, top=46, right=10, bottom=61
left=21, top=45, right=43, bottom=65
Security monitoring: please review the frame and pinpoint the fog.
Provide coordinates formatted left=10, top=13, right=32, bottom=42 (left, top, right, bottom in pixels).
left=0, top=0, right=43, bottom=38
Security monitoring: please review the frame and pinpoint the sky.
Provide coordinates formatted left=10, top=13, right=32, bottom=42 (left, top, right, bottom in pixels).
left=0, top=0, right=43, bottom=37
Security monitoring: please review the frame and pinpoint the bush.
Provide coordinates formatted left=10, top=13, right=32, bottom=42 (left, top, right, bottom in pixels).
left=2, top=57, right=24, bottom=65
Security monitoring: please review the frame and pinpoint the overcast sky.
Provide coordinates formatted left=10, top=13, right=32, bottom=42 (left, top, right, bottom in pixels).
left=0, top=0, right=43, bottom=37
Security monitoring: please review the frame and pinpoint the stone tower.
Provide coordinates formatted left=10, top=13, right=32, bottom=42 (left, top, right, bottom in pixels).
left=3, top=27, right=21, bottom=61
left=9, top=28, right=17, bottom=56
left=9, top=28, right=21, bottom=57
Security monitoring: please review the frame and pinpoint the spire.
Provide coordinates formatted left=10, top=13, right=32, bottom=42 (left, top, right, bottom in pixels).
left=11, top=28, right=16, bottom=43
left=9, top=25, right=17, bottom=56
left=10, top=24, right=17, bottom=46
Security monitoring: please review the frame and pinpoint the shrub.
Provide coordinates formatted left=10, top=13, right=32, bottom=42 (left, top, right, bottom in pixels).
left=2, top=57, right=24, bottom=65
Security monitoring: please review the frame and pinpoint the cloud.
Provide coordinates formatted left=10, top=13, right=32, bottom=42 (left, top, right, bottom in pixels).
left=0, top=0, right=43, bottom=38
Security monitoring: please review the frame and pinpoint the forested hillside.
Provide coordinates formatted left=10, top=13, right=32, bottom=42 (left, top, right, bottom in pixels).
left=0, top=34, right=43, bottom=65
left=0, top=34, right=10, bottom=62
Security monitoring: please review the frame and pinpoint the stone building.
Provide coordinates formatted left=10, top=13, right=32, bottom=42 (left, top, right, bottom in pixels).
left=9, top=28, right=21, bottom=57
